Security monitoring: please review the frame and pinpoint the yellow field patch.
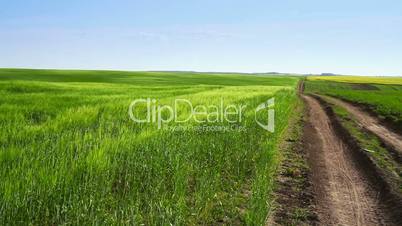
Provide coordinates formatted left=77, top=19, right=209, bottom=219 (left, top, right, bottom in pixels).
left=308, top=76, right=402, bottom=85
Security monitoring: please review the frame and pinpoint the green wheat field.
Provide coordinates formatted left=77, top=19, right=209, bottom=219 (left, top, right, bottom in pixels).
left=0, top=69, right=300, bottom=225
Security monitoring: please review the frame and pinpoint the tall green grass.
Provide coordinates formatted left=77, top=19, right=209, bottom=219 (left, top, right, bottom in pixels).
left=0, top=69, right=299, bottom=225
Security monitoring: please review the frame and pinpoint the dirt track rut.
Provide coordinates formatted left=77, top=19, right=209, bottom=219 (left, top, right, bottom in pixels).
left=320, top=95, right=402, bottom=156
left=303, top=95, right=393, bottom=226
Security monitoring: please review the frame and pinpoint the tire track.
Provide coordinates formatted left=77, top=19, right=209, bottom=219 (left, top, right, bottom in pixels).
left=303, top=95, right=393, bottom=226
left=319, top=95, right=402, bottom=157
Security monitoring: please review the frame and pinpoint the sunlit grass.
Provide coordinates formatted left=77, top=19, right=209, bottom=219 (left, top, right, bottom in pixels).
left=0, top=69, right=299, bottom=225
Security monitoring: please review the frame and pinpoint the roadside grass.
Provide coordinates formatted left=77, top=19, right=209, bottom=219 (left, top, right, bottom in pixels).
left=270, top=97, right=316, bottom=225
left=0, top=69, right=300, bottom=225
left=332, top=105, right=401, bottom=191
left=304, top=79, right=402, bottom=129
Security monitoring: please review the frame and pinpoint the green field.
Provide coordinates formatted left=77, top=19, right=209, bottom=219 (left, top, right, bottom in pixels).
left=0, top=69, right=300, bottom=225
left=305, top=77, right=402, bottom=129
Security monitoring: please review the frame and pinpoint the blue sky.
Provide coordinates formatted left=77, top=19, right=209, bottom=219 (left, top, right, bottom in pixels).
left=1, top=0, right=402, bottom=75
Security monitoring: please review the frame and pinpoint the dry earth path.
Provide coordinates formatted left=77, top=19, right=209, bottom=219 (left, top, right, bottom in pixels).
left=303, top=95, right=394, bottom=226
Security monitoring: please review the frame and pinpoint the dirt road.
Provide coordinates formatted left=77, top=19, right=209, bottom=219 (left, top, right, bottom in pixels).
left=303, top=95, right=394, bottom=226
left=319, top=95, right=402, bottom=157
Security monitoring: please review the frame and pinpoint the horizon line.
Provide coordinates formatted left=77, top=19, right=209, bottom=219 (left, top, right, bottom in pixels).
left=0, top=67, right=401, bottom=77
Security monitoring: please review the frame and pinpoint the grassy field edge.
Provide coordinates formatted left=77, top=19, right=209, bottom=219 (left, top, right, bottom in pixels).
left=267, top=90, right=317, bottom=225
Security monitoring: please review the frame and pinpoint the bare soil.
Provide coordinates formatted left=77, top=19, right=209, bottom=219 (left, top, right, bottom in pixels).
left=302, top=95, right=397, bottom=226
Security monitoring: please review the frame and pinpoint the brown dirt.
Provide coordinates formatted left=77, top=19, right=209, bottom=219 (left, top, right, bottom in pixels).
left=320, top=95, right=402, bottom=160
left=302, top=95, right=397, bottom=226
